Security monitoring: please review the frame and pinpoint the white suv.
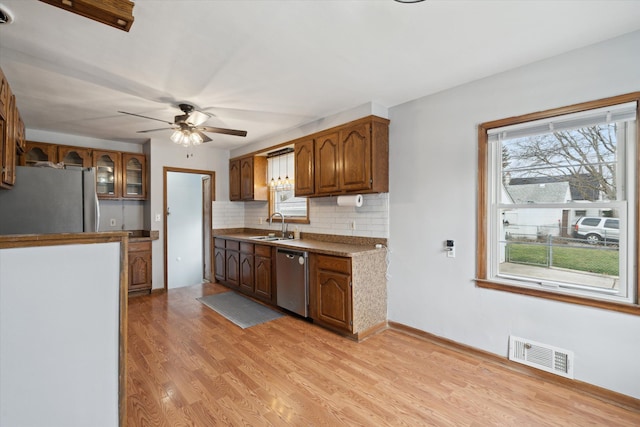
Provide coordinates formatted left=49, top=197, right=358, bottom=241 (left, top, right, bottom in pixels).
left=573, top=217, right=619, bottom=244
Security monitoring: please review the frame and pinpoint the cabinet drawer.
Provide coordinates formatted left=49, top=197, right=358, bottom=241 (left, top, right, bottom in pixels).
left=214, top=238, right=226, bottom=248
left=226, top=240, right=240, bottom=251
left=129, top=241, right=151, bottom=252
left=254, top=244, right=271, bottom=258
left=240, top=242, right=254, bottom=254
left=316, top=254, right=351, bottom=274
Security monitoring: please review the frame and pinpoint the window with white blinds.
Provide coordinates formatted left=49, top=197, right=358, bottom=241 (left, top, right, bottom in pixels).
left=477, top=94, right=640, bottom=312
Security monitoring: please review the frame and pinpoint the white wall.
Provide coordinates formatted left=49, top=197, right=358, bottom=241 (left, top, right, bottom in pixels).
left=25, top=129, right=144, bottom=154
left=149, top=140, right=229, bottom=289
left=0, top=242, right=121, bottom=426
left=388, top=30, right=640, bottom=398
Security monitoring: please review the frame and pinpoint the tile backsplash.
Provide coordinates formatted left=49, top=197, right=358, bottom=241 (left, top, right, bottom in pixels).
left=213, top=193, right=389, bottom=238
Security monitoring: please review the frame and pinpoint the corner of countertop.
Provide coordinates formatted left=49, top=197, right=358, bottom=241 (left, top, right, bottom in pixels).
left=126, top=229, right=160, bottom=241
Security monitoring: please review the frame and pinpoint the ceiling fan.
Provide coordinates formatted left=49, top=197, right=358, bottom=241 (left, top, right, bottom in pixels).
left=118, top=103, right=247, bottom=146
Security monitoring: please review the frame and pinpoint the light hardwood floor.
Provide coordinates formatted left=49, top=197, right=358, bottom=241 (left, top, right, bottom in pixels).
left=126, top=282, right=640, bottom=426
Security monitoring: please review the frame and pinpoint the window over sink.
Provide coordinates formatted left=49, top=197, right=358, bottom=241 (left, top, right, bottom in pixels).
left=267, top=149, right=309, bottom=223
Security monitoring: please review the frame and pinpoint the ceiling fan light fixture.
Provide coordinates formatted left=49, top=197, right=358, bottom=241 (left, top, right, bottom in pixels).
left=189, top=132, right=203, bottom=145
left=170, top=130, right=183, bottom=144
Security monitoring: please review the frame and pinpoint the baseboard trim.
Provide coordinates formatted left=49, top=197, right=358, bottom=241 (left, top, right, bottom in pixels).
left=356, top=321, right=388, bottom=342
left=388, top=321, right=640, bottom=413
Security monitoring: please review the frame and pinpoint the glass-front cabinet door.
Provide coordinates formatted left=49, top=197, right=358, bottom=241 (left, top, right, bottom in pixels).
left=21, top=141, right=57, bottom=166
left=58, top=146, right=92, bottom=168
left=92, top=150, right=121, bottom=199
left=122, top=153, right=146, bottom=200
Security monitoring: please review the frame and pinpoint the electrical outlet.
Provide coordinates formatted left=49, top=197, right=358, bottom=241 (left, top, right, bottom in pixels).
left=109, top=218, right=116, bottom=227
left=155, top=213, right=161, bottom=222
left=351, top=221, right=356, bottom=230
left=259, top=217, right=263, bottom=225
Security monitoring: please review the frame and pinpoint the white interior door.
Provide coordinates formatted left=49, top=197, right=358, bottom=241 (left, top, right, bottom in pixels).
left=167, top=172, right=205, bottom=289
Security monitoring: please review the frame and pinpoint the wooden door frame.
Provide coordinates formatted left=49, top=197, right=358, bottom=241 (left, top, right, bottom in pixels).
left=163, top=167, right=216, bottom=291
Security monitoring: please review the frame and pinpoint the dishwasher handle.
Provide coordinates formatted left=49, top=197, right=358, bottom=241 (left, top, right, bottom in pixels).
left=277, top=248, right=308, bottom=264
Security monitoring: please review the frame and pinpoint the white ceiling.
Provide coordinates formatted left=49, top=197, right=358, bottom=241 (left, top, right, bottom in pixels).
left=1, top=0, right=640, bottom=150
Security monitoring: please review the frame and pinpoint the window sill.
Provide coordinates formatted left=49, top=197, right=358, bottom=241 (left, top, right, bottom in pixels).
left=475, top=278, right=640, bottom=316
left=264, top=217, right=310, bottom=225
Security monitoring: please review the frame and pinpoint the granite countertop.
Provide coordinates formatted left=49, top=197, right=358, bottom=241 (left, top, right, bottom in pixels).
left=216, top=232, right=385, bottom=258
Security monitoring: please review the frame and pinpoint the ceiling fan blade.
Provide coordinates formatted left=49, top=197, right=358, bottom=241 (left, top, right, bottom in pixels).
left=137, top=127, right=176, bottom=133
left=194, top=131, right=212, bottom=143
left=118, top=110, right=173, bottom=125
left=198, top=126, right=247, bottom=137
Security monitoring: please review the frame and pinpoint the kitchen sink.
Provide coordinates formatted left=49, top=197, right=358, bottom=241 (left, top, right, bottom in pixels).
left=248, top=235, right=283, bottom=241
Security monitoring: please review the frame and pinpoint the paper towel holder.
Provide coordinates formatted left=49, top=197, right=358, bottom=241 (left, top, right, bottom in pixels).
left=336, top=194, right=364, bottom=207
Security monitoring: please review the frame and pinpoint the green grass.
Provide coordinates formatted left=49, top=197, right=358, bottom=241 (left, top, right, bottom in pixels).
left=506, top=243, right=619, bottom=276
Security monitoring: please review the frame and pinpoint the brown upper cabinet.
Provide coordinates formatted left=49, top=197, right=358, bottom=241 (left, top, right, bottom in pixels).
left=229, top=158, right=241, bottom=201
left=295, top=115, right=389, bottom=197
left=15, top=112, right=25, bottom=155
left=230, top=115, right=388, bottom=200
left=229, top=155, right=267, bottom=201
left=1, top=95, right=17, bottom=188
left=58, top=145, right=92, bottom=167
left=1, top=67, right=24, bottom=190
left=21, top=141, right=58, bottom=166
left=314, top=131, right=341, bottom=195
left=0, top=68, right=9, bottom=114
left=19, top=140, right=146, bottom=200
left=294, top=137, right=315, bottom=196
left=122, top=153, right=147, bottom=200
left=93, top=150, right=121, bottom=199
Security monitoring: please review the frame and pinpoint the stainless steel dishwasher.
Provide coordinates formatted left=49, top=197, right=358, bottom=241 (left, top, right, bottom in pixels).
left=276, top=248, right=309, bottom=317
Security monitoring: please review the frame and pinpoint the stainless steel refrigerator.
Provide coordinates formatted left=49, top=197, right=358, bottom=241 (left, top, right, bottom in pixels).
left=0, top=166, right=100, bottom=235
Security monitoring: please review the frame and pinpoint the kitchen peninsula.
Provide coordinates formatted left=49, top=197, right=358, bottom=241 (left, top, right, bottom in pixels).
left=214, top=229, right=388, bottom=341
left=0, top=232, right=128, bottom=426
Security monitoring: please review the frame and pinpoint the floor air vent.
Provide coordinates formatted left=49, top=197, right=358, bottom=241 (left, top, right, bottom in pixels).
left=509, top=336, right=574, bottom=379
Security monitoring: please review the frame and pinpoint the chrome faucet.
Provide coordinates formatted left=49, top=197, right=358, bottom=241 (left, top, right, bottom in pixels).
left=269, top=212, right=287, bottom=238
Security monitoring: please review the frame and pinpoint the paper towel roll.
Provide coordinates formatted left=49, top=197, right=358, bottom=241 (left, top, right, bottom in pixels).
left=336, top=194, right=363, bottom=207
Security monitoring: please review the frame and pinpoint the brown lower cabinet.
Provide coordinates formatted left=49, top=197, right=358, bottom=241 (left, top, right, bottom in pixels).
left=214, top=238, right=226, bottom=283
left=213, top=236, right=387, bottom=340
left=254, top=245, right=273, bottom=301
left=309, top=250, right=388, bottom=340
left=128, top=241, right=152, bottom=293
left=309, top=253, right=352, bottom=333
left=215, top=237, right=274, bottom=304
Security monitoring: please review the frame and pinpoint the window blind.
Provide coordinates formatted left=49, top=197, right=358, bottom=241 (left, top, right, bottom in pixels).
left=487, top=101, right=637, bottom=142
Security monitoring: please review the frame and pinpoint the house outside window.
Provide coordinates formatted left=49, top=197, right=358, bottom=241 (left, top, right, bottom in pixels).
left=477, top=93, right=640, bottom=313
left=267, top=149, right=309, bottom=223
